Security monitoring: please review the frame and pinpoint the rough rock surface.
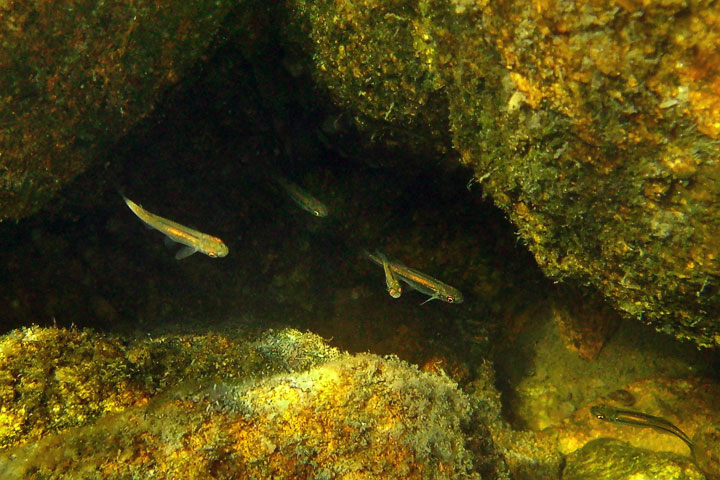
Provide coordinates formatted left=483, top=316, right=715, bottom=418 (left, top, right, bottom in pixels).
left=0, top=0, right=238, bottom=220
left=282, top=0, right=720, bottom=347
left=563, top=438, right=704, bottom=480
left=0, top=326, right=490, bottom=479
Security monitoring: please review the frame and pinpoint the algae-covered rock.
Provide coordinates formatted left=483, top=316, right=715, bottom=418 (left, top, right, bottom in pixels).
left=0, top=326, right=488, bottom=479
left=553, top=377, right=720, bottom=457
left=444, top=0, right=720, bottom=349
left=282, top=0, right=720, bottom=347
left=0, top=325, right=268, bottom=449
left=0, top=0, right=240, bottom=221
left=563, top=438, right=705, bottom=480
left=693, top=424, right=720, bottom=479
left=283, top=0, right=454, bottom=158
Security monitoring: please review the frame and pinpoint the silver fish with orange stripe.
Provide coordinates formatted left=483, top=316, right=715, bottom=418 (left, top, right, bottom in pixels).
left=123, top=196, right=228, bottom=260
left=365, top=251, right=463, bottom=304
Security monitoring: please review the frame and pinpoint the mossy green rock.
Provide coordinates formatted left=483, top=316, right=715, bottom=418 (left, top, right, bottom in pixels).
left=283, top=0, right=720, bottom=347
left=0, top=326, right=488, bottom=479
left=0, top=0, right=239, bottom=221
left=284, top=0, right=454, bottom=158
left=564, top=439, right=705, bottom=480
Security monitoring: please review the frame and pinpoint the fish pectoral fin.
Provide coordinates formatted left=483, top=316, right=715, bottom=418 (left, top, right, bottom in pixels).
left=175, top=246, right=198, bottom=260
left=419, top=295, right=439, bottom=306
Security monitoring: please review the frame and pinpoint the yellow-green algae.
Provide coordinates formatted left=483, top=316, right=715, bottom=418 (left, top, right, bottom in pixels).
left=0, top=326, right=484, bottom=479
left=563, top=438, right=704, bottom=480
left=0, top=325, right=268, bottom=450
left=281, top=0, right=720, bottom=347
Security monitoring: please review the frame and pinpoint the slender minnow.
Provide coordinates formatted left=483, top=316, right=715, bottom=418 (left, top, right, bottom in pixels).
left=274, top=175, right=328, bottom=217
left=365, top=251, right=463, bottom=304
left=123, top=196, right=229, bottom=260
left=377, top=252, right=402, bottom=298
left=590, top=403, right=693, bottom=450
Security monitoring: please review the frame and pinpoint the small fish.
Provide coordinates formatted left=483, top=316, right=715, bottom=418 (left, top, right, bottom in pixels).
left=377, top=252, right=402, bottom=298
left=122, top=196, right=228, bottom=260
left=590, top=403, right=693, bottom=450
left=274, top=175, right=328, bottom=217
left=365, top=251, right=463, bottom=304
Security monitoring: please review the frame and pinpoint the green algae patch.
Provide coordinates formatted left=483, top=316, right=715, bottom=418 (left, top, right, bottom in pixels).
left=0, top=325, right=288, bottom=450
left=0, top=0, right=240, bottom=221
left=0, top=326, right=146, bottom=449
left=563, top=438, right=705, bottom=480
left=0, top=326, right=487, bottom=479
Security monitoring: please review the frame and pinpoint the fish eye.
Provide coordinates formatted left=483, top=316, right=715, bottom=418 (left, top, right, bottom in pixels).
left=447, top=296, right=454, bottom=303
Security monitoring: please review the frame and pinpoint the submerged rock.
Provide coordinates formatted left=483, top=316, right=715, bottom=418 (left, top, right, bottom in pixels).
left=0, top=326, right=490, bottom=479
left=0, top=325, right=265, bottom=450
left=282, top=0, right=720, bottom=347
left=693, top=424, right=720, bottom=480
left=0, top=0, right=239, bottom=221
left=563, top=438, right=704, bottom=480
left=555, top=376, right=720, bottom=458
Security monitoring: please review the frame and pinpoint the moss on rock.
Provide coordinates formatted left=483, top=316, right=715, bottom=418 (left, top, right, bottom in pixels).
left=284, top=0, right=454, bottom=158
left=563, top=438, right=704, bottom=480
left=282, top=0, right=720, bottom=347
left=0, top=326, right=489, bottom=479
left=0, top=0, right=241, bottom=220
left=0, top=325, right=269, bottom=449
